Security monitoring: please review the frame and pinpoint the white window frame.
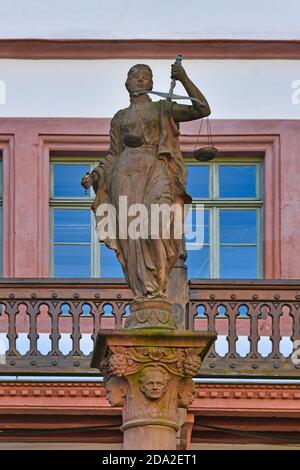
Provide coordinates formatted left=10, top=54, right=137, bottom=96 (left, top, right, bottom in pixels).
left=186, top=155, right=263, bottom=279
left=50, top=157, right=102, bottom=278
left=50, top=155, right=263, bottom=279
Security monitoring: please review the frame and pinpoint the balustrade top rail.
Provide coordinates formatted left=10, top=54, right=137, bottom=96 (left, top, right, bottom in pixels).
left=0, top=278, right=299, bottom=378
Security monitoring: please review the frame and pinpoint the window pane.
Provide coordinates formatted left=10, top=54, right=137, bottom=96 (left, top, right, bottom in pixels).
left=185, top=208, right=209, bottom=244
left=54, top=245, right=91, bottom=277
left=187, top=246, right=209, bottom=278
left=220, top=210, right=257, bottom=244
left=53, top=164, right=90, bottom=197
left=54, top=209, right=91, bottom=243
left=219, top=165, right=256, bottom=198
left=100, top=244, right=124, bottom=278
left=187, top=165, right=209, bottom=198
left=220, top=246, right=257, bottom=278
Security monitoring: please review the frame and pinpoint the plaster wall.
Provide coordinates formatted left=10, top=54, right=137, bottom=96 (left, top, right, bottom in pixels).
left=0, top=59, right=299, bottom=119
left=0, top=0, right=299, bottom=40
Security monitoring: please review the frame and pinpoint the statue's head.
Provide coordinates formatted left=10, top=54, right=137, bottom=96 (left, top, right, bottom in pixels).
left=139, top=365, right=170, bottom=400
left=105, top=376, right=127, bottom=407
left=178, top=378, right=196, bottom=408
left=125, top=64, right=153, bottom=96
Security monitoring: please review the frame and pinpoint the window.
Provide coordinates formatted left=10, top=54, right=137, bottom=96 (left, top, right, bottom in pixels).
left=50, top=158, right=123, bottom=278
left=186, top=157, right=263, bottom=279
left=50, top=156, right=263, bottom=280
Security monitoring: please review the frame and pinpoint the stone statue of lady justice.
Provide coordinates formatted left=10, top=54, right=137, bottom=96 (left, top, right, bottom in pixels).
left=87, top=59, right=216, bottom=449
left=82, top=59, right=210, bottom=325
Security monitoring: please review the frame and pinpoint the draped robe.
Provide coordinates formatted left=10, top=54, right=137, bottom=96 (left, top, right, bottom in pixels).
left=92, top=98, right=191, bottom=301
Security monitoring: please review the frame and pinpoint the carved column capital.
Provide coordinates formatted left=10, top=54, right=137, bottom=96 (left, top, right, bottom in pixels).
left=100, top=344, right=202, bottom=380
left=92, top=329, right=216, bottom=450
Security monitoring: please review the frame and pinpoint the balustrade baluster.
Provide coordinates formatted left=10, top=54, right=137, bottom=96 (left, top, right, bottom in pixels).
left=248, top=303, right=260, bottom=358
left=189, top=302, right=196, bottom=330
left=48, top=302, right=62, bottom=358
left=92, top=302, right=101, bottom=347
left=6, top=302, right=19, bottom=357
left=206, top=303, right=218, bottom=356
left=269, top=302, right=281, bottom=359
left=27, top=301, right=40, bottom=357
left=291, top=303, right=300, bottom=343
left=226, top=303, right=238, bottom=359
left=115, top=303, right=124, bottom=330
left=70, top=302, right=82, bottom=356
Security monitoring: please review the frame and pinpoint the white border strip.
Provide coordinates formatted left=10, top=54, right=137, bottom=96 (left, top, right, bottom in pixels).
left=0, top=376, right=299, bottom=385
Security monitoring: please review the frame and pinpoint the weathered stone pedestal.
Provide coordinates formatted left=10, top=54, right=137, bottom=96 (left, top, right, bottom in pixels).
left=91, top=300, right=216, bottom=450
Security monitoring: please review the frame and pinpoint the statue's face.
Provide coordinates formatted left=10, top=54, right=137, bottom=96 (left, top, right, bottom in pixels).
left=126, top=68, right=153, bottom=95
left=106, top=382, right=125, bottom=406
left=140, top=371, right=168, bottom=400
left=178, top=381, right=196, bottom=408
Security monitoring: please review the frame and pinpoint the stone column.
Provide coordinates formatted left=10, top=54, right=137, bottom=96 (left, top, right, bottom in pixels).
left=91, top=308, right=216, bottom=450
left=167, top=258, right=189, bottom=330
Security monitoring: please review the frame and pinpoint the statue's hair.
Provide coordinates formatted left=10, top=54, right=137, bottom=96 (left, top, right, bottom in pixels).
left=105, top=375, right=127, bottom=387
left=127, top=64, right=153, bottom=78
left=125, top=64, right=153, bottom=93
left=178, top=378, right=195, bottom=395
left=138, top=365, right=170, bottom=385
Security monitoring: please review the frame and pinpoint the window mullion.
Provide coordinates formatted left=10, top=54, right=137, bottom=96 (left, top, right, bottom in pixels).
left=194, top=200, right=263, bottom=208
left=257, top=207, right=263, bottom=278
left=211, top=206, right=219, bottom=278
left=212, top=161, right=218, bottom=199
left=256, top=162, right=261, bottom=200
left=212, top=161, right=219, bottom=278
left=91, top=212, right=99, bottom=277
left=49, top=206, right=54, bottom=276
left=49, top=198, right=93, bottom=208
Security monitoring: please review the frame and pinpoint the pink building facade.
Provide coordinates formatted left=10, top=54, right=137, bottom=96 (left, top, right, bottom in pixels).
left=0, top=0, right=300, bottom=447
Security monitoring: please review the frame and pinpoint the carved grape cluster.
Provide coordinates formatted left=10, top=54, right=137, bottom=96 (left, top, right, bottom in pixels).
left=183, top=354, right=201, bottom=377
left=109, top=353, right=128, bottom=376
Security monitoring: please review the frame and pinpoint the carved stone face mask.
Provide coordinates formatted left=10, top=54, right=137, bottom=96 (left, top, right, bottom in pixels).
left=139, top=368, right=170, bottom=400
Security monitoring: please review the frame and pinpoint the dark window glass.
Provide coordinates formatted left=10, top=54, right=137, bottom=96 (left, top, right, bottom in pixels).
left=53, top=164, right=90, bottom=197
left=185, top=209, right=209, bottom=244
left=187, top=246, right=210, bottom=278
left=54, top=209, right=91, bottom=243
left=100, top=244, right=124, bottom=278
left=219, top=165, right=256, bottom=198
left=220, top=246, right=257, bottom=278
left=220, top=210, right=257, bottom=244
left=54, top=245, right=91, bottom=277
left=187, top=165, right=209, bottom=198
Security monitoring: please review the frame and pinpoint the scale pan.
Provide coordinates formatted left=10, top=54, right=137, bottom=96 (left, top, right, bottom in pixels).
left=193, top=146, right=218, bottom=162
